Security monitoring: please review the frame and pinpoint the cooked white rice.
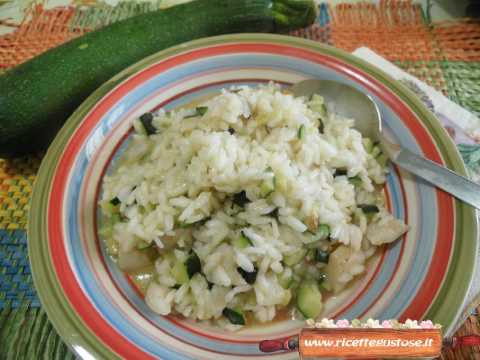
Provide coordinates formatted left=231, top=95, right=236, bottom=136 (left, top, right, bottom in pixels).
left=100, top=83, right=408, bottom=329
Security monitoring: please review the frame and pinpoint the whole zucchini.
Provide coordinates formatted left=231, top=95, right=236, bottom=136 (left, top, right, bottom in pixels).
left=0, top=0, right=316, bottom=157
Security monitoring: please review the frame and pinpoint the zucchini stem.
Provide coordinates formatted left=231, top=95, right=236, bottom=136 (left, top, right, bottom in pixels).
left=272, top=0, right=318, bottom=32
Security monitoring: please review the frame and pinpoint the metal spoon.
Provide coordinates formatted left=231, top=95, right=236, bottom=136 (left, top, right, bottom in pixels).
left=291, top=79, right=480, bottom=210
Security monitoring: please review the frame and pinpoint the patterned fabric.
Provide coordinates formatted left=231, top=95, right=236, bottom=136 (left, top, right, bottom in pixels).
left=0, top=1, right=479, bottom=358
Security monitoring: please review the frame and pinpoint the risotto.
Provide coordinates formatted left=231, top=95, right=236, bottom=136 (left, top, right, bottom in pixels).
left=99, top=83, right=408, bottom=330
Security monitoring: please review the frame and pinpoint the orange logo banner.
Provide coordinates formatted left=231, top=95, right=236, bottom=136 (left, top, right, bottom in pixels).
left=299, top=328, right=442, bottom=358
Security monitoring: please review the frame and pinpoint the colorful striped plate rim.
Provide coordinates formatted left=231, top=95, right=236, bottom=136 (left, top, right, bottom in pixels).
left=28, top=34, right=478, bottom=360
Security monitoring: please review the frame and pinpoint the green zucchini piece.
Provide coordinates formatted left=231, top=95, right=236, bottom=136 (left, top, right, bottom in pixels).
left=196, top=106, right=208, bottom=116
left=316, top=224, right=330, bottom=240
left=334, top=168, right=348, bottom=177
left=232, top=190, right=250, bottom=207
left=358, top=204, right=380, bottom=214
left=348, top=176, right=362, bottom=186
left=110, top=197, right=120, bottom=206
left=308, top=94, right=327, bottom=117
left=278, top=270, right=293, bottom=289
left=172, top=260, right=189, bottom=285
left=102, top=201, right=119, bottom=216
left=222, top=307, right=246, bottom=325
left=297, top=124, right=305, bottom=139
left=233, top=231, right=253, bottom=249
left=320, top=279, right=332, bottom=292
left=184, top=106, right=209, bottom=118
left=284, top=248, right=307, bottom=267
left=362, top=137, right=374, bottom=153
left=139, top=113, right=156, bottom=135
left=185, top=252, right=201, bottom=278
left=318, top=118, right=324, bottom=134
left=178, top=216, right=211, bottom=228
left=136, top=239, right=154, bottom=250
left=296, top=281, right=322, bottom=319
left=237, top=266, right=258, bottom=284
left=371, top=145, right=382, bottom=158
left=376, top=153, right=388, bottom=167
left=260, top=169, right=276, bottom=197
left=304, top=223, right=330, bottom=244
left=266, top=207, right=279, bottom=220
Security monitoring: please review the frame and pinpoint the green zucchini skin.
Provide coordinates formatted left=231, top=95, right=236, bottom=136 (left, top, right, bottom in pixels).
left=0, top=0, right=316, bottom=157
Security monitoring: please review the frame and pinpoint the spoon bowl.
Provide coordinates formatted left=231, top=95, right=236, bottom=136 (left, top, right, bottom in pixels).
left=291, top=79, right=382, bottom=140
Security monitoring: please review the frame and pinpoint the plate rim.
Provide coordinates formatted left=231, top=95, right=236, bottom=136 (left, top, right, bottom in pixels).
left=28, top=33, right=479, bottom=359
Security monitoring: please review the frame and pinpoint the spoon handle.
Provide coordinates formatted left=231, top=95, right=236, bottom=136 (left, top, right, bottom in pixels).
left=392, top=148, right=480, bottom=210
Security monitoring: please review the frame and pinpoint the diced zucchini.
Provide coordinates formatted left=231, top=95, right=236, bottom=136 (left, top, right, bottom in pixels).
left=237, top=266, right=258, bottom=284
left=308, top=94, right=327, bottom=117
left=136, top=239, right=154, bottom=250
left=178, top=221, right=191, bottom=229
left=232, top=190, right=250, bottom=207
left=284, top=248, right=307, bottom=267
left=371, top=145, right=382, bottom=158
left=172, top=260, right=189, bottom=285
left=358, top=204, right=380, bottom=214
left=233, top=231, right=253, bottom=249
left=184, top=106, right=208, bottom=118
left=334, top=168, right=348, bottom=177
left=178, top=216, right=210, bottom=228
left=102, top=202, right=118, bottom=215
left=362, top=137, right=374, bottom=153
left=196, top=106, right=208, bottom=116
left=185, top=252, right=201, bottom=278
left=111, top=213, right=121, bottom=224
left=318, top=119, right=324, bottom=134
left=305, top=249, right=316, bottom=261
left=316, top=224, right=330, bottom=240
left=320, top=278, right=332, bottom=292
left=304, top=224, right=330, bottom=244
left=275, top=173, right=288, bottom=193
left=296, top=281, right=323, bottom=319
left=297, top=124, right=305, bottom=140
left=348, top=176, right=362, bottom=186
left=139, top=113, right=157, bottom=135
left=376, top=153, right=388, bottom=167
left=260, top=176, right=275, bottom=197
left=305, top=240, right=321, bottom=249
left=278, top=270, right=293, bottom=289
left=266, top=207, right=279, bottom=220
left=222, top=308, right=245, bottom=325
left=280, top=289, right=292, bottom=306
left=320, top=280, right=332, bottom=292
left=315, top=249, right=330, bottom=263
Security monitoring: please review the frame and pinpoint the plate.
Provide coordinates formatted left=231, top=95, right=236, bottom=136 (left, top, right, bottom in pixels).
left=29, top=34, right=478, bottom=359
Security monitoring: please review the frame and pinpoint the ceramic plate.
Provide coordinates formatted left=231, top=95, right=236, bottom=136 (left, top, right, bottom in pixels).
left=29, top=34, right=478, bottom=360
